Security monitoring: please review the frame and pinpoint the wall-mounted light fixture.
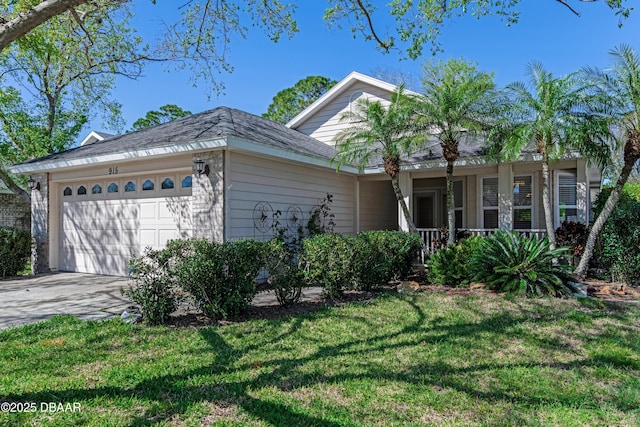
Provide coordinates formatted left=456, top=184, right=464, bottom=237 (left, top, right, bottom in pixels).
left=27, top=176, right=40, bottom=191
left=193, top=157, right=210, bottom=176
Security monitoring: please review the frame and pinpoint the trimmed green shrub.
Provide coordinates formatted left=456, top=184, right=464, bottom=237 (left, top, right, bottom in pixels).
left=173, top=238, right=266, bottom=319
left=427, top=236, right=484, bottom=287
left=352, top=230, right=423, bottom=290
left=469, top=231, right=574, bottom=297
left=593, top=186, right=640, bottom=284
left=125, top=246, right=182, bottom=325
left=0, top=227, right=30, bottom=278
left=302, top=233, right=354, bottom=298
left=263, top=239, right=304, bottom=307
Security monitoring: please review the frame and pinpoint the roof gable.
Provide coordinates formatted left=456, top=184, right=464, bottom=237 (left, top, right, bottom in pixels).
left=286, top=72, right=412, bottom=128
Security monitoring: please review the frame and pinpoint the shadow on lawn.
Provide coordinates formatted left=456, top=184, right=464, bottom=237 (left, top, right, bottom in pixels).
left=4, top=294, right=639, bottom=425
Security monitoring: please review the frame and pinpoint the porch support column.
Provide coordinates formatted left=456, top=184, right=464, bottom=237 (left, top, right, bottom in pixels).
left=498, top=163, right=513, bottom=230
left=576, top=159, right=588, bottom=224
left=397, top=172, right=413, bottom=232
left=192, top=151, right=225, bottom=242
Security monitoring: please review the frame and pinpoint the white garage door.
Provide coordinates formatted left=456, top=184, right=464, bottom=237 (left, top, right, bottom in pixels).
left=59, top=174, right=193, bottom=276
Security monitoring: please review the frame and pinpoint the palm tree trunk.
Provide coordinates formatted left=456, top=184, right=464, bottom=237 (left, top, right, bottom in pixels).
left=541, top=160, right=556, bottom=249
left=390, top=176, right=418, bottom=234
left=574, top=157, right=636, bottom=278
left=0, top=168, right=30, bottom=204
left=446, top=159, right=455, bottom=245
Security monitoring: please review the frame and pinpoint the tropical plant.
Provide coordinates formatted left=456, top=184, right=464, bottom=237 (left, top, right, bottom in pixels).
left=495, top=61, right=611, bottom=248
left=575, top=44, right=640, bottom=277
left=469, top=231, right=574, bottom=297
left=333, top=85, right=419, bottom=233
left=413, top=58, right=500, bottom=244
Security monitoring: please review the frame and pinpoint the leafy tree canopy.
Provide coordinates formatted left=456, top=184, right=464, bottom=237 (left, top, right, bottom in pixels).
left=131, top=104, right=192, bottom=132
left=0, top=0, right=140, bottom=201
left=0, top=1, right=633, bottom=77
left=263, top=76, right=337, bottom=125
left=323, top=0, right=633, bottom=57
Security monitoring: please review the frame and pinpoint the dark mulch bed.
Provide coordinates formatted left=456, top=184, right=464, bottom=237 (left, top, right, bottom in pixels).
left=164, top=278, right=640, bottom=328
left=166, top=287, right=388, bottom=328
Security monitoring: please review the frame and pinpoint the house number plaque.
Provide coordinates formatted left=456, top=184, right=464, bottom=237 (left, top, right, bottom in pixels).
left=108, top=167, right=119, bottom=175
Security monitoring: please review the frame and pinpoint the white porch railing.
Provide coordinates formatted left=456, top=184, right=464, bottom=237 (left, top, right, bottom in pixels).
left=417, top=228, right=548, bottom=263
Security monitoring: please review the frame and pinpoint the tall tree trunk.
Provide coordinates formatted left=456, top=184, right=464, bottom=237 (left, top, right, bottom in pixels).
left=390, top=175, right=417, bottom=234
left=0, top=168, right=30, bottom=203
left=0, top=0, right=89, bottom=52
left=541, top=159, right=556, bottom=249
left=574, top=157, right=637, bottom=278
left=446, top=159, right=455, bottom=245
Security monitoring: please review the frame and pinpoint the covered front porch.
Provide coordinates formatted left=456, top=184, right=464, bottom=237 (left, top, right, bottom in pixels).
left=357, top=157, right=598, bottom=256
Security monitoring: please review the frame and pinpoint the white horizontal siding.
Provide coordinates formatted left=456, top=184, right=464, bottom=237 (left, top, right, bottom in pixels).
left=295, top=82, right=394, bottom=146
left=359, top=180, right=398, bottom=231
left=228, top=153, right=355, bottom=241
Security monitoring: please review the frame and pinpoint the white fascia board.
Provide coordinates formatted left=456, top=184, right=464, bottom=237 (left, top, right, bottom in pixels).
left=360, top=153, right=549, bottom=175
left=8, top=138, right=228, bottom=174
left=225, top=136, right=360, bottom=175
left=286, top=71, right=419, bottom=129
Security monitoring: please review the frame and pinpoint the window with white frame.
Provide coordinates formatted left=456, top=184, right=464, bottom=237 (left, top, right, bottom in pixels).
left=557, top=172, right=578, bottom=225
left=513, top=175, right=533, bottom=229
left=482, top=177, right=499, bottom=229
left=453, top=180, right=463, bottom=228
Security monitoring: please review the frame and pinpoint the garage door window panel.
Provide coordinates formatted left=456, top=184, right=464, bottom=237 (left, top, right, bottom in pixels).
left=108, top=183, right=119, bottom=193
left=92, top=184, right=102, bottom=195
left=143, top=179, right=155, bottom=191
left=125, top=181, right=136, bottom=192
left=161, top=178, right=175, bottom=190
left=63, top=187, right=72, bottom=196
left=77, top=186, right=87, bottom=196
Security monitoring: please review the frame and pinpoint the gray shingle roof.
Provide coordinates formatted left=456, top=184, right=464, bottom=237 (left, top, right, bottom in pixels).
left=17, top=107, right=338, bottom=167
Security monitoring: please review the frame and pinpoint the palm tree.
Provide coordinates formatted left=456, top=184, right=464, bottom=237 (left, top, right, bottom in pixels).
left=333, top=85, right=419, bottom=233
left=413, top=59, right=498, bottom=244
left=575, top=44, right=640, bottom=277
left=497, top=62, right=610, bottom=249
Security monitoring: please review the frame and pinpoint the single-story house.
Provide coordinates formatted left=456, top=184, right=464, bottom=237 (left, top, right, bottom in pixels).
left=0, top=182, right=30, bottom=230
left=9, top=72, right=601, bottom=276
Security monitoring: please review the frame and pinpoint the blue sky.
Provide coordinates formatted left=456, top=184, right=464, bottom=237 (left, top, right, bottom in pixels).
left=101, top=1, right=640, bottom=132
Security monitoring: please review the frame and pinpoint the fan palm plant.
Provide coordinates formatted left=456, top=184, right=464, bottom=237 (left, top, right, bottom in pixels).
left=496, top=62, right=611, bottom=248
left=412, top=59, right=500, bottom=244
left=575, top=44, right=640, bottom=277
left=333, top=85, right=419, bottom=233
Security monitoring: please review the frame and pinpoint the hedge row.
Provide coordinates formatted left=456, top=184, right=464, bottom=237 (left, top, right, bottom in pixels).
left=125, top=230, right=423, bottom=324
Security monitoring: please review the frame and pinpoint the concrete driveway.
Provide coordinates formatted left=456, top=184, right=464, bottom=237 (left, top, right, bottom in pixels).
left=0, top=273, right=131, bottom=331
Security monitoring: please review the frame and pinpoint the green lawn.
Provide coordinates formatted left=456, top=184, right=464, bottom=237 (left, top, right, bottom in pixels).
left=1, top=291, right=639, bottom=426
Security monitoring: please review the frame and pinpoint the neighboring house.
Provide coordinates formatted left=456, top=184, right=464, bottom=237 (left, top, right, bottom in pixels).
left=79, top=130, right=114, bottom=147
left=0, top=182, right=30, bottom=230
left=9, top=72, right=601, bottom=276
